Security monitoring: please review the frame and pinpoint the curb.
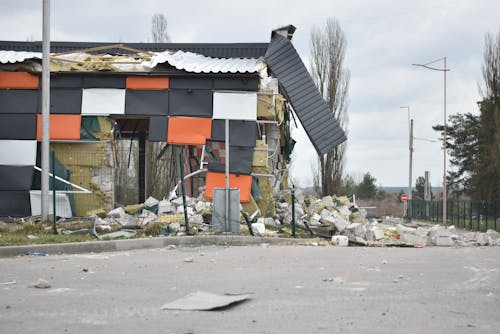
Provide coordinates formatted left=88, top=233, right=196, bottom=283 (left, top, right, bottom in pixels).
left=0, top=235, right=324, bottom=258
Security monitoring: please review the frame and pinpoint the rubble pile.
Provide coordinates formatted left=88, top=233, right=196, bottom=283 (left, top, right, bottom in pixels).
left=272, top=189, right=500, bottom=247
left=58, top=194, right=213, bottom=238
left=3, top=188, right=499, bottom=247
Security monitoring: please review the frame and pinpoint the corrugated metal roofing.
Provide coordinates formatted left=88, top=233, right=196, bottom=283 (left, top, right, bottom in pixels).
left=264, top=34, right=346, bottom=155
left=0, top=50, right=41, bottom=64
left=0, top=49, right=263, bottom=74
left=0, top=41, right=269, bottom=59
left=150, top=50, right=263, bottom=73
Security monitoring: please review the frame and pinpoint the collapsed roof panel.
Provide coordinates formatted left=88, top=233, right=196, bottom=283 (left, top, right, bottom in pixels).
left=264, top=33, right=347, bottom=155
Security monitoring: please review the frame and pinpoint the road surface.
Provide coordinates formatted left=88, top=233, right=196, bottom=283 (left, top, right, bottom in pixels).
left=1, top=245, right=499, bottom=333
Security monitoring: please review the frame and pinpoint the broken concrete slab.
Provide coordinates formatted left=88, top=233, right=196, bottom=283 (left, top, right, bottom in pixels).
left=251, top=222, right=266, bottom=236
left=331, top=235, right=348, bottom=247
left=346, top=223, right=366, bottom=239
left=400, top=232, right=427, bottom=246
left=160, top=291, right=250, bottom=311
left=366, top=227, right=385, bottom=242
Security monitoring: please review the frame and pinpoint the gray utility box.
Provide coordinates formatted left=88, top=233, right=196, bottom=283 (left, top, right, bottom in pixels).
left=212, top=188, right=240, bottom=233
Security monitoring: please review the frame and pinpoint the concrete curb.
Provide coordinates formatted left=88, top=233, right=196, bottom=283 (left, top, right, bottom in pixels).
left=0, top=235, right=324, bottom=258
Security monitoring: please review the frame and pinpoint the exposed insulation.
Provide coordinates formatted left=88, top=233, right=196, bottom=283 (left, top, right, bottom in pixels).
left=252, top=140, right=268, bottom=167
left=252, top=166, right=276, bottom=217
left=257, top=90, right=275, bottom=119
left=49, top=117, right=115, bottom=216
left=241, top=195, right=260, bottom=216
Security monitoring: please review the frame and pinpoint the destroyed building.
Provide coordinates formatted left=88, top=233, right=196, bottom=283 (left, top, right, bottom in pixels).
left=0, top=25, right=346, bottom=219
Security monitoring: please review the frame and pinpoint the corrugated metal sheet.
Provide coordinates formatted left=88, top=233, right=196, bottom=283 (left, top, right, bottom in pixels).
left=150, top=50, right=263, bottom=73
left=0, top=41, right=269, bottom=58
left=0, top=50, right=41, bottom=64
left=264, top=34, right=346, bottom=155
left=0, top=49, right=263, bottom=74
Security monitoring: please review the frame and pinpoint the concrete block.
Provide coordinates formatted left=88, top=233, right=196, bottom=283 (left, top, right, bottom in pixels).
left=346, top=223, right=366, bottom=238
left=401, top=232, right=427, bottom=246
left=366, top=227, right=385, bottom=241
left=251, top=222, right=266, bottom=236
left=434, top=236, right=453, bottom=246
left=331, top=235, right=348, bottom=247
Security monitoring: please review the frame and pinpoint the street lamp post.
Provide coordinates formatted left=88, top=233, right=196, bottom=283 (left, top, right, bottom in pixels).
left=412, top=57, right=449, bottom=225
left=400, top=106, right=413, bottom=218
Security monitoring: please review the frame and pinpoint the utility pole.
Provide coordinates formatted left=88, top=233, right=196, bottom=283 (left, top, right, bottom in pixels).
left=412, top=57, right=449, bottom=225
left=41, top=0, right=51, bottom=221
left=401, top=106, right=413, bottom=218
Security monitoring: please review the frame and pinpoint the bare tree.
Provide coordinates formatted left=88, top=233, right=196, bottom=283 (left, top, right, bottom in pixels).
left=310, top=18, right=350, bottom=196
left=151, top=13, right=171, bottom=43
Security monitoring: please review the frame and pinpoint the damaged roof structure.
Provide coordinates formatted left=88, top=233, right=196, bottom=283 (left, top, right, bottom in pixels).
left=0, top=25, right=346, bottom=218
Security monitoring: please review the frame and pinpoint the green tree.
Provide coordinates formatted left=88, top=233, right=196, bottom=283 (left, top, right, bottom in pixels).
left=433, top=30, right=500, bottom=200
left=356, top=172, right=377, bottom=199
left=413, top=176, right=425, bottom=199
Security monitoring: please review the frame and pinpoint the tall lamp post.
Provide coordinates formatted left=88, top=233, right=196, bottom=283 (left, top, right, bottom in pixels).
left=412, top=57, right=449, bottom=225
left=400, top=106, right=413, bottom=218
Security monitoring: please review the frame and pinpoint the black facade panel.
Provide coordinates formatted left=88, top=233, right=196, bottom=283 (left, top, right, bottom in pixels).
left=169, top=89, right=213, bottom=117
left=46, top=88, right=82, bottom=114
left=213, top=77, right=259, bottom=91
left=0, top=190, right=31, bottom=217
left=125, top=90, right=169, bottom=116
left=264, top=34, right=346, bottom=154
left=169, top=77, right=213, bottom=89
left=0, top=114, right=37, bottom=139
left=148, top=116, right=168, bottom=141
left=210, top=119, right=256, bottom=147
left=50, top=74, right=83, bottom=88
left=0, top=90, right=39, bottom=114
left=207, top=146, right=253, bottom=175
left=0, top=165, right=34, bottom=191
left=82, top=75, right=125, bottom=88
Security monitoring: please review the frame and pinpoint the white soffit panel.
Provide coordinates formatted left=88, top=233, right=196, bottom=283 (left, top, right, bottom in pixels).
left=213, top=92, right=257, bottom=120
left=81, top=89, right=125, bottom=115
left=0, top=140, right=36, bottom=165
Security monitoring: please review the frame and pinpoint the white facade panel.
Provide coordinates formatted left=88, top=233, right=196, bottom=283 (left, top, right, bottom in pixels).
left=0, top=140, right=36, bottom=165
left=81, top=89, right=125, bottom=115
left=213, top=92, right=257, bottom=120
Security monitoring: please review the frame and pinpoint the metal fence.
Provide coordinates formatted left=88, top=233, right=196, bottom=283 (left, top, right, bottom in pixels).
left=408, top=199, right=500, bottom=232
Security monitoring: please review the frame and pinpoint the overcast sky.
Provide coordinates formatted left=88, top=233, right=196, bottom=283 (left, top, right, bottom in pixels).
left=1, top=0, right=499, bottom=188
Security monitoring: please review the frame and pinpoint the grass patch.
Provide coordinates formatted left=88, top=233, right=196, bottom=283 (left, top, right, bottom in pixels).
left=0, top=233, right=96, bottom=246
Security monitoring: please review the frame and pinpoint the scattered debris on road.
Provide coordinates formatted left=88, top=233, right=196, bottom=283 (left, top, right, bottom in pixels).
left=160, top=291, right=251, bottom=311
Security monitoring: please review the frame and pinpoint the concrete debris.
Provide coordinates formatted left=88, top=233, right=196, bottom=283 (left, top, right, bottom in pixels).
left=30, top=278, right=51, bottom=289
left=331, top=235, right=348, bottom=247
left=251, top=222, right=266, bottom=236
left=160, top=291, right=250, bottom=311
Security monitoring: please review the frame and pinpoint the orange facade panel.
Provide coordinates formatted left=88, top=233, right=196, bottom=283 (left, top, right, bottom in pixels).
left=204, top=172, right=252, bottom=203
left=0, top=72, right=39, bottom=89
left=126, top=76, right=169, bottom=90
left=37, top=115, right=81, bottom=141
left=167, top=117, right=211, bottom=145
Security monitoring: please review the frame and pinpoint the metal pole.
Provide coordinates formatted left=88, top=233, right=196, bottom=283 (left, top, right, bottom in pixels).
left=41, top=0, right=51, bottom=221
left=409, top=118, right=414, bottom=217
left=225, top=118, right=230, bottom=231
left=51, top=152, right=57, bottom=234
left=291, top=186, right=296, bottom=238
left=179, top=150, right=189, bottom=235
left=443, top=56, right=447, bottom=226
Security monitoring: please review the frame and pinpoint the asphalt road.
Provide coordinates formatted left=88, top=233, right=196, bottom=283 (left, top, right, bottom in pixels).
left=1, top=245, right=499, bottom=333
